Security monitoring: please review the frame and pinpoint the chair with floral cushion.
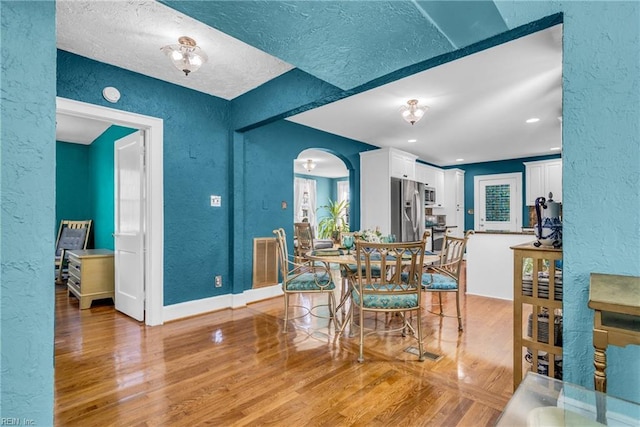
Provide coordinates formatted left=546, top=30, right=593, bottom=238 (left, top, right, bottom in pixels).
left=273, top=228, right=336, bottom=333
left=351, top=234, right=427, bottom=362
left=421, top=230, right=473, bottom=331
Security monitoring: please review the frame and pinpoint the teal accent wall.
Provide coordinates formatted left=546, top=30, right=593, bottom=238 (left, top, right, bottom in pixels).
left=452, top=154, right=561, bottom=230
left=57, top=50, right=231, bottom=306
left=0, top=1, right=55, bottom=423
left=56, top=125, right=136, bottom=251
left=56, top=141, right=91, bottom=230
left=294, top=173, right=348, bottom=230
left=89, top=126, right=137, bottom=249
left=234, top=120, right=374, bottom=291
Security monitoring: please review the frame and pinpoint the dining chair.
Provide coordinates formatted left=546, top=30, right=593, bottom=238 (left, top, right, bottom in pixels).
left=421, top=230, right=473, bottom=331
left=352, top=234, right=427, bottom=362
left=293, top=221, right=333, bottom=264
left=273, top=228, right=336, bottom=333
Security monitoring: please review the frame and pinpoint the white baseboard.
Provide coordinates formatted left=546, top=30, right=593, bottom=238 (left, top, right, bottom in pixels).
left=162, top=284, right=283, bottom=322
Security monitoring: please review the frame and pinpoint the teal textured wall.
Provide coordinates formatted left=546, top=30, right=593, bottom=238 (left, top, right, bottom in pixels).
left=56, top=141, right=91, bottom=231
left=234, top=120, right=374, bottom=291
left=0, top=1, right=55, bottom=423
left=57, top=50, right=231, bottom=306
left=89, top=126, right=137, bottom=250
left=494, top=0, right=640, bottom=403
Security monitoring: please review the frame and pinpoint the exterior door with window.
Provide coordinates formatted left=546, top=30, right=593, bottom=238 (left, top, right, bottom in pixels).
left=474, top=173, right=522, bottom=232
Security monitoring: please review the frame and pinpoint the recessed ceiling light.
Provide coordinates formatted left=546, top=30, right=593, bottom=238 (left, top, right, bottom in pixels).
left=456, top=158, right=464, bottom=162
left=526, top=118, right=540, bottom=123
left=408, top=139, right=417, bottom=143
left=550, top=147, right=561, bottom=151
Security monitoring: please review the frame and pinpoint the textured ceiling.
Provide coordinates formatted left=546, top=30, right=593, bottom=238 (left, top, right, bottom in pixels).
left=56, top=0, right=294, bottom=100
left=161, top=0, right=508, bottom=90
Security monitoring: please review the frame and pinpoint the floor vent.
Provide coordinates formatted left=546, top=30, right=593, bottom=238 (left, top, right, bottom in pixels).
left=404, top=346, right=442, bottom=361
left=253, top=237, right=278, bottom=288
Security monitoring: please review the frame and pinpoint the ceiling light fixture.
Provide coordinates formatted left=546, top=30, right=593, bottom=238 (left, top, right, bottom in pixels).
left=161, top=36, right=208, bottom=76
left=526, top=117, right=540, bottom=123
left=400, top=99, right=428, bottom=125
left=408, top=139, right=417, bottom=143
left=304, top=159, right=316, bottom=172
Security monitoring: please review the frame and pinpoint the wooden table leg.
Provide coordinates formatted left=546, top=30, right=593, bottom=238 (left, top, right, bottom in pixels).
left=593, top=328, right=608, bottom=393
left=593, top=328, right=608, bottom=425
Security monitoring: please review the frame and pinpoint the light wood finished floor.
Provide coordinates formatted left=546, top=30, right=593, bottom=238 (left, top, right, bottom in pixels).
left=55, top=264, right=514, bottom=426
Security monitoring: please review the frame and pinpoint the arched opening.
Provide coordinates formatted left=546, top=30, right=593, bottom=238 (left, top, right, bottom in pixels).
left=293, top=148, right=351, bottom=240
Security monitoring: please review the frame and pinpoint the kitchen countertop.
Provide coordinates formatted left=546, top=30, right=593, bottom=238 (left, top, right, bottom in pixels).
left=474, top=229, right=534, bottom=235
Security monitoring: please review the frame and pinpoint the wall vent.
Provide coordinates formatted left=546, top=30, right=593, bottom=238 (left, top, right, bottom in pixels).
left=253, top=237, right=278, bottom=288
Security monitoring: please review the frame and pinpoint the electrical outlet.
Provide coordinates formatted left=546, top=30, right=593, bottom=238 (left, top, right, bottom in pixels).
left=215, top=275, right=222, bottom=287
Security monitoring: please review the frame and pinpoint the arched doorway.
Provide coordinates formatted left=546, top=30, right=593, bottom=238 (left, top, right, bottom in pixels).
left=293, top=149, right=350, bottom=239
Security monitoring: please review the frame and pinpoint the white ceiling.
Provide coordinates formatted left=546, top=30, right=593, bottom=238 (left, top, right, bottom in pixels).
left=55, top=1, right=562, bottom=168
left=288, top=24, right=563, bottom=167
left=56, top=113, right=111, bottom=144
left=294, top=149, right=348, bottom=178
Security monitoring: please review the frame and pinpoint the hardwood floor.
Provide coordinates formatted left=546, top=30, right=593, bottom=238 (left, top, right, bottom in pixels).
left=55, top=266, right=514, bottom=426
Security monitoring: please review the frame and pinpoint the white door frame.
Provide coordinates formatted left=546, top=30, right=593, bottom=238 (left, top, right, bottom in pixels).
left=56, top=97, right=164, bottom=326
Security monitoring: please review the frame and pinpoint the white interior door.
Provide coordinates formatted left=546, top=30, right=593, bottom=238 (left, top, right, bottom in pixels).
left=474, top=173, right=522, bottom=232
left=114, top=131, right=145, bottom=321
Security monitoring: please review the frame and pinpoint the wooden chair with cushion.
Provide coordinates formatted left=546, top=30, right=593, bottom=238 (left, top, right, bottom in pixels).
left=55, top=219, right=92, bottom=285
left=273, top=228, right=336, bottom=333
left=352, top=234, right=428, bottom=362
left=421, top=230, right=473, bottom=331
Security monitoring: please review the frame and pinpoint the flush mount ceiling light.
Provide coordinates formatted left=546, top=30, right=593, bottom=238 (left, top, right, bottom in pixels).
left=304, top=159, right=316, bottom=172
left=161, top=36, right=208, bottom=76
left=526, top=117, right=540, bottom=123
left=400, top=99, right=428, bottom=125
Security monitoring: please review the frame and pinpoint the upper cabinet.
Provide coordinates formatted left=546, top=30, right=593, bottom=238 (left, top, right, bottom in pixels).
left=360, top=148, right=417, bottom=233
left=390, top=149, right=417, bottom=180
left=524, top=159, right=562, bottom=205
left=416, top=163, right=445, bottom=207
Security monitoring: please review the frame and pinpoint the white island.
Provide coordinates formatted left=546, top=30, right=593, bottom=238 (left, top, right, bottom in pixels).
left=466, top=231, right=535, bottom=300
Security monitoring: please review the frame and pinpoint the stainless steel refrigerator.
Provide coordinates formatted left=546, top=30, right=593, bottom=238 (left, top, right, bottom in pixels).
left=390, top=178, right=425, bottom=242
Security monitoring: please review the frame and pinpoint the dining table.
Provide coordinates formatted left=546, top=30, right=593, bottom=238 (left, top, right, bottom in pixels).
left=304, top=247, right=441, bottom=333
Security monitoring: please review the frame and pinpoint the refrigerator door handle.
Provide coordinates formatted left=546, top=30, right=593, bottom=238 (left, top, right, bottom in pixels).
left=413, top=191, right=420, bottom=236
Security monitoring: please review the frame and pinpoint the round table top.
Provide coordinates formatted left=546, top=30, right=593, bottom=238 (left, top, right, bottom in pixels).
left=305, top=250, right=440, bottom=265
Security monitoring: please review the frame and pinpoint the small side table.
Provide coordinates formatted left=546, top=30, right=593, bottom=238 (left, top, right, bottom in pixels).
left=588, top=273, right=640, bottom=393
left=67, top=249, right=115, bottom=309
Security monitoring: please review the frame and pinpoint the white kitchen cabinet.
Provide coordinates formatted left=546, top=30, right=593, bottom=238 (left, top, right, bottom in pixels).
left=436, top=169, right=465, bottom=237
left=416, top=163, right=445, bottom=207
left=433, top=168, right=445, bottom=207
left=524, top=159, right=562, bottom=205
left=360, top=148, right=416, bottom=234
left=390, top=150, right=417, bottom=180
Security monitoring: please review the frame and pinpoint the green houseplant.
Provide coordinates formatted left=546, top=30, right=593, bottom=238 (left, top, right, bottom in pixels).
left=317, top=199, right=349, bottom=241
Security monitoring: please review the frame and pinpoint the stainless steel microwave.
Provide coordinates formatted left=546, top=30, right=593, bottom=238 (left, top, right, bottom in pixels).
left=424, top=187, right=436, bottom=206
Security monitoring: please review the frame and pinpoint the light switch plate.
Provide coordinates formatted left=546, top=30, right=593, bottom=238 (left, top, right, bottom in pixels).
left=210, top=195, right=221, bottom=207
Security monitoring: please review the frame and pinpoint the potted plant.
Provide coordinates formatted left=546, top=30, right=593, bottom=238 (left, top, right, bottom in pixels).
left=317, top=199, right=349, bottom=242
